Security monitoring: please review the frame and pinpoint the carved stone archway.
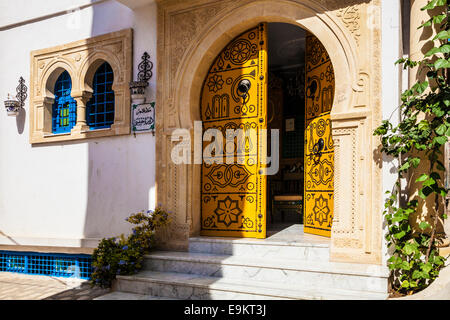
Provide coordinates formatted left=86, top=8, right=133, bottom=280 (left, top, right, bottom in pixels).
left=155, top=0, right=382, bottom=265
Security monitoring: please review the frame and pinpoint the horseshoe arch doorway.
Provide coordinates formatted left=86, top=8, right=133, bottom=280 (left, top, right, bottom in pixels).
left=199, top=22, right=335, bottom=239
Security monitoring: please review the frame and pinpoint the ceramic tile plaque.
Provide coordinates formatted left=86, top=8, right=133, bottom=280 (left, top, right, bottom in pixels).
left=132, top=102, right=155, bottom=133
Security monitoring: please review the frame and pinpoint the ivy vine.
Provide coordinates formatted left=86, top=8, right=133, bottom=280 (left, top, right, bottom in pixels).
left=374, top=0, right=449, bottom=295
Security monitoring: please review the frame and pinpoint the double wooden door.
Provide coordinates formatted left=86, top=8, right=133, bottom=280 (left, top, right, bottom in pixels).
left=200, top=25, right=334, bottom=238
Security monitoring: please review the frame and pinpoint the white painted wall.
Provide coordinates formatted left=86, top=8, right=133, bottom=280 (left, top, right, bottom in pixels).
left=381, top=0, right=404, bottom=264
left=0, top=0, right=157, bottom=247
left=0, top=0, right=406, bottom=255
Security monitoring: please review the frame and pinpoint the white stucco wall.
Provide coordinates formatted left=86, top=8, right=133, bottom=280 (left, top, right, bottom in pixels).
left=0, top=0, right=157, bottom=247
left=0, top=0, right=405, bottom=254
left=381, top=0, right=404, bottom=264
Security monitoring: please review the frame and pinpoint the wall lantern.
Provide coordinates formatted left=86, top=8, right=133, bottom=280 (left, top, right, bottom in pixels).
left=4, top=77, right=27, bottom=116
left=130, top=52, right=155, bottom=135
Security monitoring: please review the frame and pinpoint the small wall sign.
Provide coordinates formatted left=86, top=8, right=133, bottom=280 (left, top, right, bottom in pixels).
left=285, top=118, right=295, bottom=132
left=132, top=102, right=155, bottom=133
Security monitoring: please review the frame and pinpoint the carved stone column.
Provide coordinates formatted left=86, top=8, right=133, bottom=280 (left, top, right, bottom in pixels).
left=39, top=97, right=54, bottom=134
left=71, top=90, right=92, bottom=132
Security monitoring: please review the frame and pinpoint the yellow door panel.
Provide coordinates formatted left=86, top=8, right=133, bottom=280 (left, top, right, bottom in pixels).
left=305, top=143, right=334, bottom=192
left=202, top=67, right=261, bottom=121
left=304, top=32, right=335, bottom=238
left=201, top=24, right=267, bottom=239
left=208, top=28, right=262, bottom=72
left=304, top=191, right=334, bottom=237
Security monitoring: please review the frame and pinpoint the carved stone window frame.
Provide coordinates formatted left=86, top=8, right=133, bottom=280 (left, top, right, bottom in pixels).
left=29, top=29, right=133, bottom=144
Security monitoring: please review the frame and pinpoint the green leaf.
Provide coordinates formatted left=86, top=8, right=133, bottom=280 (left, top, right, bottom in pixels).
left=399, top=162, right=410, bottom=172
left=412, top=270, right=424, bottom=280
left=434, top=135, right=448, bottom=145
left=419, top=222, right=431, bottom=230
left=434, top=58, right=450, bottom=70
left=423, top=0, right=447, bottom=10
left=434, top=30, right=450, bottom=41
left=422, top=0, right=438, bottom=10
left=416, top=81, right=429, bottom=94
left=433, top=13, right=447, bottom=24
left=416, top=174, right=429, bottom=182
left=401, top=280, right=410, bottom=288
left=400, top=261, right=411, bottom=271
left=420, top=19, right=433, bottom=28
left=394, top=231, right=407, bottom=240
left=423, top=177, right=436, bottom=187
left=403, top=243, right=417, bottom=255
left=410, top=157, right=421, bottom=168
left=395, top=58, right=406, bottom=65
left=418, top=120, right=430, bottom=131
left=437, top=124, right=447, bottom=135
left=422, top=263, right=433, bottom=274
left=432, top=104, right=446, bottom=117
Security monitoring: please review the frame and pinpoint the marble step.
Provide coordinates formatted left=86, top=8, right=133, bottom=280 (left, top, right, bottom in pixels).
left=94, top=291, right=179, bottom=300
left=188, top=236, right=330, bottom=261
left=113, top=270, right=388, bottom=300
left=143, top=251, right=389, bottom=294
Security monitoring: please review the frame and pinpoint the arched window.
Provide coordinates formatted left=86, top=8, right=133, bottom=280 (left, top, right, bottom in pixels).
left=86, top=62, right=115, bottom=129
left=52, top=71, right=77, bottom=134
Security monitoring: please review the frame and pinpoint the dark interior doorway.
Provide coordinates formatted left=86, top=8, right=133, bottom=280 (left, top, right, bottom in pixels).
left=267, top=22, right=306, bottom=233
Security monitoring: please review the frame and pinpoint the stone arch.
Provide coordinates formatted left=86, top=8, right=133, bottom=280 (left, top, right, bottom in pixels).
left=156, top=0, right=383, bottom=265
left=76, top=50, right=127, bottom=132
left=36, top=60, right=77, bottom=135
left=78, top=51, right=122, bottom=94
left=172, top=2, right=356, bottom=237
left=173, top=0, right=358, bottom=130
left=40, top=59, right=77, bottom=100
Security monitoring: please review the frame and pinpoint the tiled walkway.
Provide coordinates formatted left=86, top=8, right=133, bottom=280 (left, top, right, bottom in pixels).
left=0, top=272, right=110, bottom=300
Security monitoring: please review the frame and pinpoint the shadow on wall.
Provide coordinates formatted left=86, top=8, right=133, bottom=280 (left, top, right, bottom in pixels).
left=0, top=230, right=20, bottom=245
left=16, top=108, right=26, bottom=134
left=27, top=1, right=155, bottom=245
left=82, top=1, right=155, bottom=242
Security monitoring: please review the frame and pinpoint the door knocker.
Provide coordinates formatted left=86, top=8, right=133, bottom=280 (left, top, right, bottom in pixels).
left=306, top=78, right=318, bottom=100
left=237, top=79, right=251, bottom=106
left=312, top=138, right=325, bottom=163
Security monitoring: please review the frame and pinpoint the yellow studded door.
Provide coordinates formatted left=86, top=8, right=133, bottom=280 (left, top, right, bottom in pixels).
left=200, top=24, right=268, bottom=239
left=304, top=32, right=335, bottom=237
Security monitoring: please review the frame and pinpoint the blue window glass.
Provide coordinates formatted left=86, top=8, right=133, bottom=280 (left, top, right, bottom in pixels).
left=86, top=62, right=115, bottom=129
left=52, top=71, right=77, bottom=134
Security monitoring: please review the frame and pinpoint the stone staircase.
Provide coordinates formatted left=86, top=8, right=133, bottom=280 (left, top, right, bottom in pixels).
left=107, top=231, right=390, bottom=300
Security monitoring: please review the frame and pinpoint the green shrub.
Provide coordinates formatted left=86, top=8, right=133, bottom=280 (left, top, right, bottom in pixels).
left=91, top=207, right=171, bottom=288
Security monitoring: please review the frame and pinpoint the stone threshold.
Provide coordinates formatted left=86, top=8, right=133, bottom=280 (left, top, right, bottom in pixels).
left=116, top=270, right=388, bottom=300
left=145, top=251, right=389, bottom=278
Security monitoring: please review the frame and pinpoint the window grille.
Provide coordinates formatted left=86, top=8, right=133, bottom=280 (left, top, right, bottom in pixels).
left=0, top=251, right=92, bottom=280
left=52, top=71, right=77, bottom=133
left=86, top=62, right=115, bottom=129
